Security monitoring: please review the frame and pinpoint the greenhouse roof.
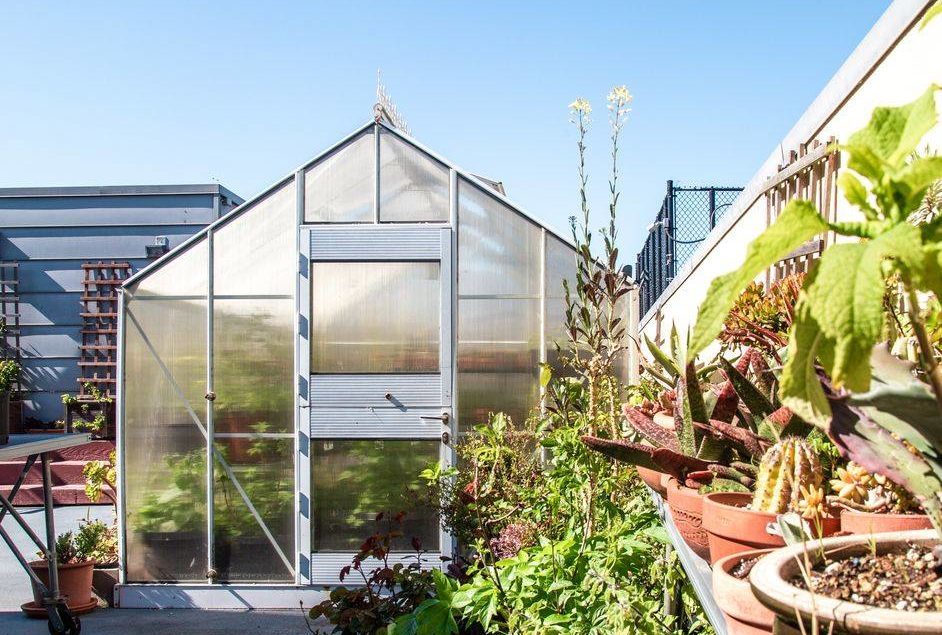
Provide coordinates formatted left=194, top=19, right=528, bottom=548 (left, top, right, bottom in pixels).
left=124, top=119, right=576, bottom=288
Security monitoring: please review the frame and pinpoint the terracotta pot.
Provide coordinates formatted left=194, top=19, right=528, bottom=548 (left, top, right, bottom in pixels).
left=28, top=560, right=95, bottom=610
left=840, top=509, right=933, bottom=535
left=749, top=529, right=941, bottom=634
left=713, top=549, right=774, bottom=635
left=665, top=477, right=710, bottom=559
left=703, top=492, right=840, bottom=564
left=637, top=466, right=668, bottom=496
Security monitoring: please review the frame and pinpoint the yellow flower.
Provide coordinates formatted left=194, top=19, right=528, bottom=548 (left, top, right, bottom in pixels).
left=798, top=484, right=826, bottom=521
left=568, top=98, right=592, bottom=116
left=607, top=85, right=633, bottom=105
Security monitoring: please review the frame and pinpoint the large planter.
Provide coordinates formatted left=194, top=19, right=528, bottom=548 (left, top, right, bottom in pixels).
left=92, top=563, right=119, bottom=606
left=713, top=549, right=775, bottom=635
left=637, top=466, right=668, bottom=496
left=27, top=560, right=95, bottom=613
left=665, top=478, right=710, bottom=559
left=703, top=492, right=840, bottom=564
left=840, top=509, right=933, bottom=535
left=749, top=529, right=941, bottom=634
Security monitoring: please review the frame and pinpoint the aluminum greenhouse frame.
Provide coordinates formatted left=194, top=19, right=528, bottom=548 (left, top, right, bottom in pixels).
left=114, top=119, right=632, bottom=608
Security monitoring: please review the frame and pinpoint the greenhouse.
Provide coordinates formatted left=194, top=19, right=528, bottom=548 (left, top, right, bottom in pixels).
left=115, top=119, right=616, bottom=598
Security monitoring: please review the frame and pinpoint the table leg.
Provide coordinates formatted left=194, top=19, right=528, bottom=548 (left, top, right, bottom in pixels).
left=41, top=453, right=59, bottom=601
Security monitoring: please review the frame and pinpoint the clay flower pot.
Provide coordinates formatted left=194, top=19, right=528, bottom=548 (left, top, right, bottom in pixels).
left=713, top=549, right=775, bottom=635
left=637, top=466, right=668, bottom=496
left=703, top=492, right=840, bottom=564
left=840, top=509, right=933, bottom=535
left=665, top=477, right=710, bottom=559
left=749, top=529, right=942, bottom=634
left=28, top=559, right=95, bottom=611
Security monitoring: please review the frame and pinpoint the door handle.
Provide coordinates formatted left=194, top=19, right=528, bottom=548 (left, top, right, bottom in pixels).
left=419, top=412, right=450, bottom=424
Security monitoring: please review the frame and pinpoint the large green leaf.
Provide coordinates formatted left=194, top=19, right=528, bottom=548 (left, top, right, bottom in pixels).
left=803, top=223, right=921, bottom=392
left=838, top=171, right=878, bottom=219
left=896, top=155, right=942, bottom=211
left=689, top=200, right=828, bottom=357
left=848, top=346, right=942, bottom=460
left=780, top=280, right=832, bottom=427
left=846, top=86, right=939, bottom=169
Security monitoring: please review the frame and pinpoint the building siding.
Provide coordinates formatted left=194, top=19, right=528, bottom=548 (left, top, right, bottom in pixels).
left=0, top=187, right=242, bottom=423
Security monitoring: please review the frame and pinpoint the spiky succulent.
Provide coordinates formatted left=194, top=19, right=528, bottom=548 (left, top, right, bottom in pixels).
left=751, top=438, right=823, bottom=515
left=828, top=461, right=919, bottom=514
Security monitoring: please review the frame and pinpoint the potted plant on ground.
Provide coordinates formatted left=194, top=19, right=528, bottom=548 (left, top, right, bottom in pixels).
left=26, top=530, right=97, bottom=617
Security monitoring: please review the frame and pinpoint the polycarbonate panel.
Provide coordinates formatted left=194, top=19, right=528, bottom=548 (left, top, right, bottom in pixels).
left=457, top=298, right=540, bottom=432
left=304, top=131, right=374, bottom=223
left=311, top=262, right=440, bottom=373
left=457, top=179, right=541, bottom=296
left=213, top=298, right=293, bottom=433
left=311, top=439, right=440, bottom=552
left=212, top=437, right=294, bottom=582
left=132, top=238, right=208, bottom=298
left=123, top=241, right=208, bottom=581
left=545, top=235, right=577, bottom=299
left=545, top=297, right=570, bottom=374
left=379, top=130, right=449, bottom=223
left=213, top=180, right=296, bottom=296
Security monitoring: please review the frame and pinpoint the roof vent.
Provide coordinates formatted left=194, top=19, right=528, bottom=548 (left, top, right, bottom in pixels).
left=146, top=236, right=170, bottom=259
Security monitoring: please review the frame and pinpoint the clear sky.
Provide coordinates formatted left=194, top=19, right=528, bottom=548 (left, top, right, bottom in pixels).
left=0, top=1, right=891, bottom=256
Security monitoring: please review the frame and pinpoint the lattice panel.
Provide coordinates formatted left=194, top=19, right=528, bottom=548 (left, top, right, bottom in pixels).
left=79, top=261, right=132, bottom=398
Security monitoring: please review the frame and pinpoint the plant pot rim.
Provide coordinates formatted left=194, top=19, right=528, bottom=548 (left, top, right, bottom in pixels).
left=28, top=559, right=95, bottom=570
left=749, top=528, right=942, bottom=633
left=704, top=491, right=840, bottom=524
left=715, top=547, right=774, bottom=574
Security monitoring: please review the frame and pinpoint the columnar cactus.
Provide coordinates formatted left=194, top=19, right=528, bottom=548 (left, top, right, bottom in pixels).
left=750, top=438, right=823, bottom=514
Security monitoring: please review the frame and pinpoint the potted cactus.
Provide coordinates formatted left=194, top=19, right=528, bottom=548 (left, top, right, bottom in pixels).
left=702, top=437, right=840, bottom=564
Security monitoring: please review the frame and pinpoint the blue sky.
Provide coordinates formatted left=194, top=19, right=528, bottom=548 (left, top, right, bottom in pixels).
left=0, top=1, right=890, bottom=256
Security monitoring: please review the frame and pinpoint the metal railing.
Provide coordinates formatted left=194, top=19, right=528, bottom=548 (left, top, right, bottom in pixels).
left=636, top=181, right=743, bottom=316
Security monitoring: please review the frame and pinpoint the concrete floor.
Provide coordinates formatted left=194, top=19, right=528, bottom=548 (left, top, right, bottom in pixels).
left=0, top=506, right=317, bottom=634
left=0, top=609, right=307, bottom=634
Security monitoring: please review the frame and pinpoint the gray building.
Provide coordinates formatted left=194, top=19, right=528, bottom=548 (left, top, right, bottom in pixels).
left=0, top=185, right=242, bottom=423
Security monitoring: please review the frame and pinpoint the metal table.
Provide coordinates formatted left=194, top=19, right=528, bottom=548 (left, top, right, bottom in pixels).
left=0, top=433, right=91, bottom=635
left=648, top=489, right=727, bottom=635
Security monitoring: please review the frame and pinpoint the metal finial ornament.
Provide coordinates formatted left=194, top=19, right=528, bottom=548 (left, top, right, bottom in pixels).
left=374, top=69, right=410, bottom=135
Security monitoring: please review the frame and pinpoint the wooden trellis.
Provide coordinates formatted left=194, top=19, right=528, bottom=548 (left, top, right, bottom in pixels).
left=79, top=261, right=132, bottom=398
left=765, top=138, right=840, bottom=285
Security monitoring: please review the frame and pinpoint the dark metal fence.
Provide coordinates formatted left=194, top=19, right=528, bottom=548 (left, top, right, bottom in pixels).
left=636, top=181, right=743, bottom=316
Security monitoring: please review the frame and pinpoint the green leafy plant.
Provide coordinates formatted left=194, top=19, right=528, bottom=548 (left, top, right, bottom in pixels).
left=304, top=513, right=449, bottom=635
left=83, top=450, right=116, bottom=506
left=0, top=359, right=19, bottom=394
left=687, top=87, right=942, bottom=541
left=62, top=382, right=113, bottom=433
left=74, top=519, right=118, bottom=564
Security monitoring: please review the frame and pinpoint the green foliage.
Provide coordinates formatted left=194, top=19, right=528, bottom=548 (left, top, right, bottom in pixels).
left=38, top=521, right=114, bottom=565
left=83, top=450, right=116, bottom=505
left=689, top=200, right=828, bottom=357
left=305, top=515, right=448, bottom=635
left=0, top=359, right=19, bottom=393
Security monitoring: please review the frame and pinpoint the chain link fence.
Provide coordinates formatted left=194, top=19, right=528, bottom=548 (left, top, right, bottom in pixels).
left=635, top=181, right=743, bottom=316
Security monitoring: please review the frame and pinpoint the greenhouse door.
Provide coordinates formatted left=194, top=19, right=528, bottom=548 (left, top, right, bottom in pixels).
left=300, top=225, right=454, bottom=585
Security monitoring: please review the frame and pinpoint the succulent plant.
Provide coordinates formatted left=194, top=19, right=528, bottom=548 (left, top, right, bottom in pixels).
left=828, top=461, right=920, bottom=514
left=826, top=345, right=942, bottom=538
left=750, top=437, right=823, bottom=516
left=584, top=334, right=790, bottom=488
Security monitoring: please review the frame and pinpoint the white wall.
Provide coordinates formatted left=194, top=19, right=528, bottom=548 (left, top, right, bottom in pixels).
left=639, top=0, right=942, bottom=348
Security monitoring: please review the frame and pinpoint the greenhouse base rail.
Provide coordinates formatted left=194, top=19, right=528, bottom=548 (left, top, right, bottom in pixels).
left=648, top=488, right=728, bottom=635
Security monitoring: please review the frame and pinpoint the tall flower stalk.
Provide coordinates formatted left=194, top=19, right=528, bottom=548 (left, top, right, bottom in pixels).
left=563, top=87, right=635, bottom=436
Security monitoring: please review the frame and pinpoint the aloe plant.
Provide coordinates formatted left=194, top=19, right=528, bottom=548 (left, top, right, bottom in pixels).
left=583, top=336, right=802, bottom=489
